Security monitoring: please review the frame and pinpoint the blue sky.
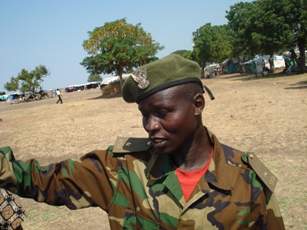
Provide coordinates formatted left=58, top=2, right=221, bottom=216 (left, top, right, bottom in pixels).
left=0, top=0, right=250, bottom=93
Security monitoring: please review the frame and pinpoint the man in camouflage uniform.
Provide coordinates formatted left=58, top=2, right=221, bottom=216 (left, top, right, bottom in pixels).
left=0, top=54, right=285, bottom=229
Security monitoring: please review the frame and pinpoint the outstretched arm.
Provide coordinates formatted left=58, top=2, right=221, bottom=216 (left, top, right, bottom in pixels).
left=0, top=146, right=118, bottom=211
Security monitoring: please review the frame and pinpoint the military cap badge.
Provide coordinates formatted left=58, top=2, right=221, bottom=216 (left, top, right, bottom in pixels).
left=130, top=68, right=150, bottom=89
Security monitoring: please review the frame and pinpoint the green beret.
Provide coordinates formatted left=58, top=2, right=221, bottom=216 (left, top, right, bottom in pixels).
left=122, top=54, right=213, bottom=103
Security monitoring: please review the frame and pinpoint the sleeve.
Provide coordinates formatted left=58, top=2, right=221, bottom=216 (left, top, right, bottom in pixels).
left=265, top=189, right=285, bottom=229
left=0, top=146, right=119, bottom=211
left=249, top=186, right=285, bottom=230
left=239, top=152, right=285, bottom=229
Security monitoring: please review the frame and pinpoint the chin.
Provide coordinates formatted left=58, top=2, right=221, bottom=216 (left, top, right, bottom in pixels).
left=155, top=148, right=174, bottom=155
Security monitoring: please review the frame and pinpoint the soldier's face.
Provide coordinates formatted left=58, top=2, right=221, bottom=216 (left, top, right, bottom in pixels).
left=138, top=85, right=198, bottom=154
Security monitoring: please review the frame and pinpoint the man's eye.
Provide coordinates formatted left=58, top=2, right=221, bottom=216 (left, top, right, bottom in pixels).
left=157, top=110, right=169, bottom=117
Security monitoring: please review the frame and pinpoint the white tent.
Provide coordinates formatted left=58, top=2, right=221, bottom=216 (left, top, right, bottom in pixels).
left=101, top=74, right=131, bottom=86
left=244, top=55, right=285, bottom=74
left=273, top=55, right=286, bottom=68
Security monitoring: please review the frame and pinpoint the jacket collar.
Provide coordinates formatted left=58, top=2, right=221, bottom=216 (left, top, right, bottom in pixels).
left=145, top=127, right=234, bottom=192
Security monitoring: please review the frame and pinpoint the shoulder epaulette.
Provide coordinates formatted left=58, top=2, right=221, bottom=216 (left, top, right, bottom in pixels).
left=247, top=152, right=278, bottom=192
left=112, top=137, right=152, bottom=153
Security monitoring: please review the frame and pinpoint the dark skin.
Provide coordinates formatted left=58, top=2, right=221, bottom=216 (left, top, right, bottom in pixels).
left=138, top=84, right=212, bottom=171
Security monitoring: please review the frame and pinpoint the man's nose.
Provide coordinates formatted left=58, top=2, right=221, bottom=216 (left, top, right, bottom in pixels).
left=144, top=116, right=160, bottom=133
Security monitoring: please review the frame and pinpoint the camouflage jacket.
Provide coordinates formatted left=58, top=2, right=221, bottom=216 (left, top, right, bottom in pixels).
left=0, top=130, right=285, bottom=229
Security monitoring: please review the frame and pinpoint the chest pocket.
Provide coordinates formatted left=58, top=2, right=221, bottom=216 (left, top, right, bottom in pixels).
left=123, top=207, right=160, bottom=230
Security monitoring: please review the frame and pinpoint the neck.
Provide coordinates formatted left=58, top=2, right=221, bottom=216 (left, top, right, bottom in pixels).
left=173, top=126, right=212, bottom=171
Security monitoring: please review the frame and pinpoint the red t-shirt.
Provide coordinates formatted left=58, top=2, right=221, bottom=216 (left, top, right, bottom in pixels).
left=175, top=149, right=213, bottom=202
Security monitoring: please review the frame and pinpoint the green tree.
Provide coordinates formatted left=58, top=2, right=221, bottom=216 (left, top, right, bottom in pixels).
left=81, top=18, right=164, bottom=89
left=4, top=65, right=50, bottom=93
left=226, top=2, right=251, bottom=57
left=192, top=23, right=232, bottom=77
left=226, top=1, right=284, bottom=71
left=226, top=0, right=307, bottom=73
left=87, top=74, right=102, bottom=82
left=226, top=2, right=261, bottom=58
left=172, top=50, right=193, bottom=59
left=280, top=0, right=307, bottom=73
left=4, top=77, right=19, bottom=92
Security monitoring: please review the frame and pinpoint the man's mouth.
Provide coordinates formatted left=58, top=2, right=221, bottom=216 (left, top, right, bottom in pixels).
left=150, top=138, right=166, bottom=147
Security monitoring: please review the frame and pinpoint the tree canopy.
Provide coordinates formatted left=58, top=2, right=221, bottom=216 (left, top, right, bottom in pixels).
left=79, top=0, right=307, bottom=81
left=182, top=0, right=307, bottom=74
left=172, top=50, right=193, bottom=59
left=4, top=65, right=50, bottom=93
left=226, top=0, right=307, bottom=72
left=192, top=23, right=232, bottom=77
left=81, top=18, right=164, bottom=88
left=280, top=0, right=307, bottom=73
left=87, top=74, right=102, bottom=82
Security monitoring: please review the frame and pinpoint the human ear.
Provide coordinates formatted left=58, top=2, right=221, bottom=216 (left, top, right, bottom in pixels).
left=193, top=93, right=205, bottom=115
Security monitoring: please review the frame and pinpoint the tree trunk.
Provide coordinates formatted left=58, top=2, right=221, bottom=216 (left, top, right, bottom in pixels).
left=298, top=38, right=306, bottom=74
left=254, top=61, right=258, bottom=77
left=201, top=63, right=205, bottom=78
left=118, top=68, right=124, bottom=93
left=269, top=54, right=275, bottom=73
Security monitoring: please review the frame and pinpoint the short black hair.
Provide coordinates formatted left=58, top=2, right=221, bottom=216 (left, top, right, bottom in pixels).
left=178, top=83, right=204, bottom=101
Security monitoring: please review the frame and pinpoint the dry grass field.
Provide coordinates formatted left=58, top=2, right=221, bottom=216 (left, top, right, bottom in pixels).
left=0, top=72, right=306, bottom=229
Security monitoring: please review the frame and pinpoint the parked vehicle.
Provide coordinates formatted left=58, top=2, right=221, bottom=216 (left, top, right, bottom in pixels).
left=0, top=95, right=8, bottom=101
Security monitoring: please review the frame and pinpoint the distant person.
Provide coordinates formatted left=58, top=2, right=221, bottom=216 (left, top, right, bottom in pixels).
left=0, top=54, right=285, bottom=229
left=290, top=49, right=297, bottom=66
left=56, top=89, right=63, bottom=104
left=283, top=55, right=293, bottom=74
left=261, top=59, right=266, bottom=71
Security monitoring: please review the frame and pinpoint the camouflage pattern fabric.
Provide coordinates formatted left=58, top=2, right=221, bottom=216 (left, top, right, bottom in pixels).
left=0, top=189, right=26, bottom=230
left=0, top=129, right=285, bottom=229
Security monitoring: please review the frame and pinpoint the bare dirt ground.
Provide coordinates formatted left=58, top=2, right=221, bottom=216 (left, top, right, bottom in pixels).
left=0, top=72, right=306, bottom=229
